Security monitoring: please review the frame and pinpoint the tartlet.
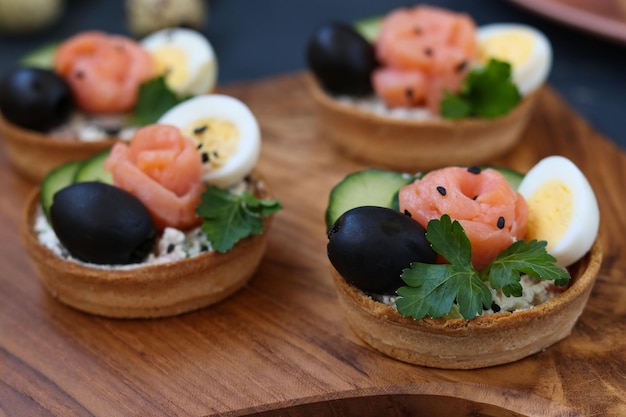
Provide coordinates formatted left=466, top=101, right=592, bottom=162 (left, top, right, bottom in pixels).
left=21, top=172, right=273, bottom=319
left=0, top=114, right=116, bottom=183
left=331, top=239, right=602, bottom=369
left=307, top=7, right=551, bottom=171
left=309, top=78, right=538, bottom=172
left=1, top=27, right=218, bottom=183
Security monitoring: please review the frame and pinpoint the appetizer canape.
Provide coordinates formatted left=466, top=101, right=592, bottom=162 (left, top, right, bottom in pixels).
left=326, top=156, right=601, bottom=368
left=307, top=5, right=551, bottom=170
left=0, top=27, right=217, bottom=182
left=21, top=94, right=281, bottom=319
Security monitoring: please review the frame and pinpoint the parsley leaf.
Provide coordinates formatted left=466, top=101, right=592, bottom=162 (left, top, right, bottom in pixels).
left=130, top=76, right=190, bottom=126
left=484, top=240, right=570, bottom=295
left=425, top=214, right=472, bottom=266
left=396, top=215, right=571, bottom=320
left=440, top=58, right=521, bottom=120
left=439, top=92, right=472, bottom=119
left=397, top=215, right=490, bottom=320
left=196, top=185, right=282, bottom=253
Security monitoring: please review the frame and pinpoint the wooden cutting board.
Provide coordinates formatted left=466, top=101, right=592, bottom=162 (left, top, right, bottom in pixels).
left=1, top=73, right=624, bottom=417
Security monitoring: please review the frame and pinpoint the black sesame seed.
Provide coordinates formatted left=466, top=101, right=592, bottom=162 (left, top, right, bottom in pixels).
left=491, top=302, right=501, bottom=313
left=467, top=166, right=481, bottom=175
left=436, top=186, right=446, bottom=196
left=328, top=222, right=341, bottom=238
left=424, top=47, right=433, bottom=56
left=404, top=209, right=412, bottom=217
left=194, top=125, right=208, bottom=135
left=201, top=245, right=209, bottom=252
left=197, top=143, right=203, bottom=149
left=213, top=151, right=219, bottom=158
left=455, top=60, right=468, bottom=73
left=167, top=244, right=175, bottom=253
left=497, top=216, right=505, bottom=229
left=473, top=195, right=478, bottom=200
left=103, top=126, right=120, bottom=136
left=201, top=152, right=209, bottom=163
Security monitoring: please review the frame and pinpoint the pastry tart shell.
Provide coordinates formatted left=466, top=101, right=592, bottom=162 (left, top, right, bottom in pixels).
left=21, top=173, right=274, bottom=319
left=309, top=78, right=538, bottom=172
left=331, top=239, right=602, bottom=369
left=0, top=113, right=116, bottom=183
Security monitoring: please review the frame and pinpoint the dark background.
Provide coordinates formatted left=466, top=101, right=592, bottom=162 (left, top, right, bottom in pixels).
left=1, top=0, right=625, bottom=149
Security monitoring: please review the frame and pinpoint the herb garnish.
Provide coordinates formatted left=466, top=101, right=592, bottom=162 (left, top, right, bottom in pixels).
left=196, top=185, right=282, bottom=253
left=131, top=76, right=191, bottom=126
left=440, top=58, right=521, bottom=120
left=396, top=214, right=570, bottom=320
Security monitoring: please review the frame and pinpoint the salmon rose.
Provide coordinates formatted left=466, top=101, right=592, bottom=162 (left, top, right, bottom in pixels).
left=54, top=31, right=155, bottom=114
left=399, top=167, right=528, bottom=270
left=373, top=5, right=477, bottom=111
left=105, top=124, right=204, bottom=230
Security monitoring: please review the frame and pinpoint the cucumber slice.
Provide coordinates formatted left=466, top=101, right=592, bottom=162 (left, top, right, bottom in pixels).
left=20, top=42, right=59, bottom=69
left=326, top=168, right=414, bottom=230
left=74, top=150, right=113, bottom=184
left=482, top=165, right=524, bottom=190
left=40, top=161, right=81, bottom=219
left=353, top=15, right=382, bottom=42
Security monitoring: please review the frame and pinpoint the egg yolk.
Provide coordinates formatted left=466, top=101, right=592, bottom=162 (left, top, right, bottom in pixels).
left=480, top=30, right=534, bottom=69
left=184, top=118, right=239, bottom=170
left=525, top=180, right=573, bottom=249
left=150, top=46, right=189, bottom=91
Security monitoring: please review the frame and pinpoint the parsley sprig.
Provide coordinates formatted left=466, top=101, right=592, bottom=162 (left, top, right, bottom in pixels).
left=440, top=58, right=521, bottom=120
left=196, top=185, right=282, bottom=253
left=130, top=76, right=191, bottom=126
left=396, top=215, right=570, bottom=320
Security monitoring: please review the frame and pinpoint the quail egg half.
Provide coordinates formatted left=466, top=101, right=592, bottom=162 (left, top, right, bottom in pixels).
left=477, top=23, right=552, bottom=96
left=158, top=94, right=260, bottom=188
left=141, top=27, right=217, bottom=97
left=518, top=155, right=599, bottom=267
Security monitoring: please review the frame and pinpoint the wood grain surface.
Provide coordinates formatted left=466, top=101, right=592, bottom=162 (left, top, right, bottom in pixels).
left=1, top=72, right=625, bottom=417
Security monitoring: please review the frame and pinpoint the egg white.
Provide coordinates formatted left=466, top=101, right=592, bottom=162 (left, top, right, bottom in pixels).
left=157, top=94, right=261, bottom=188
left=517, top=156, right=599, bottom=267
left=141, top=27, right=218, bottom=96
left=477, top=23, right=552, bottom=96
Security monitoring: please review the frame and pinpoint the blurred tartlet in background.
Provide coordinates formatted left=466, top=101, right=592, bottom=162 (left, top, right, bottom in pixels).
left=126, top=0, right=208, bottom=37
left=0, top=26, right=217, bottom=182
left=307, top=5, right=552, bottom=171
left=0, top=0, right=65, bottom=35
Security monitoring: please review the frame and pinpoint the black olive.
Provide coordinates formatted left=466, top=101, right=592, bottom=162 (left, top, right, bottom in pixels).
left=50, top=182, right=157, bottom=265
left=0, top=67, right=73, bottom=131
left=306, top=22, right=378, bottom=96
left=327, top=206, right=436, bottom=295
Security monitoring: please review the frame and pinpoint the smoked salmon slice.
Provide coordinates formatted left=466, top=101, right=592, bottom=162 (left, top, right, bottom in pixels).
left=105, top=124, right=204, bottom=231
left=399, top=166, right=528, bottom=270
left=372, top=6, right=478, bottom=112
left=54, top=31, right=155, bottom=114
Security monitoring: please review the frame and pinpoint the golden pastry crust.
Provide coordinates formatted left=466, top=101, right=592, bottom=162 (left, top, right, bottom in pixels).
left=308, top=77, right=538, bottom=172
left=0, top=113, right=116, bottom=183
left=331, top=239, right=602, bottom=369
left=21, top=172, right=274, bottom=318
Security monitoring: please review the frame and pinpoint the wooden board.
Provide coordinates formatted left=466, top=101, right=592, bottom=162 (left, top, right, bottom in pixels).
left=1, top=72, right=625, bottom=417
